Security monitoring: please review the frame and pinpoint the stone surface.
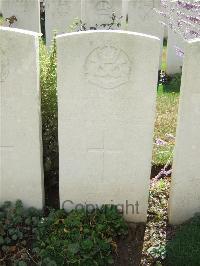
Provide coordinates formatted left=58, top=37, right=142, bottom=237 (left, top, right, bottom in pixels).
left=45, top=0, right=81, bottom=46
left=0, top=27, right=44, bottom=208
left=57, top=30, right=160, bottom=222
left=127, top=0, right=163, bottom=38
left=169, top=39, right=200, bottom=224
left=82, top=0, right=123, bottom=29
left=127, top=0, right=164, bottom=67
left=166, top=29, right=185, bottom=75
left=0, top=0, right=40, bottom=32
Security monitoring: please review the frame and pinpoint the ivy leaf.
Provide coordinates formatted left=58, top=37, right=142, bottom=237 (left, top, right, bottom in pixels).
left=67, top=243, right=80, bottom=255
left=0, top=236, right=4, bottom=245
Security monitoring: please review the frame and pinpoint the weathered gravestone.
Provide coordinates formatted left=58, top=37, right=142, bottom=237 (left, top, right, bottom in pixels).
left=127, top=0, right=164, bottom=67
left=127, top=0, right=164, bottom=38
left=45, top=0, right=81, bottom=46
left=57, top=30, right=160, bottom=222
left=169, top=39, right=200, bottom=224
left=82, top=0, right=123, bottom=29
left=0, top=0, right=40, bottom=32
left=0, top=27, right=44, bottom=208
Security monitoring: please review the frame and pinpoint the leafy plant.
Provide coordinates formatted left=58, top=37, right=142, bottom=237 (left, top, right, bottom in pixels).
left=147, top=245, right=166, bottom=260
left=70, top=12, right=123, bottom=32
left=40, top=38, right=58, bottom=198
left=0, top=13, right=4, bottom=26
left=35, top=206, right=128, bottom=265
left=0, top=200, right=42, bottom=265
left=163, top=73, right=182, bottom=93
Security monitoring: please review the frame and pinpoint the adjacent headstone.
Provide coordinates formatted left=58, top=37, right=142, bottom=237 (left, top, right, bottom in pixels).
left=57, top=30, right=160, bottom=222
left=166, top=0, right=198, bottom=75
left=166, top=30, right=185, bottom=74
left=45, top=0, right=81, bottom=46
left=0, top=0, right=40, bottom=32
left=0, top=27, right=44, bottom=208
left=82, top=0, right=123, bottom=29
left=169, top=39, right=200, bottom=224
left=166, top=0, right=185, bottom=74
left=127, top=0, right=164, bottom=67
left=127, top=0, right=164, bottom=38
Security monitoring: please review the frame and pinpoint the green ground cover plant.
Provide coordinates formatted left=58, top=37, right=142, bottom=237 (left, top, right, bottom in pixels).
left=0, top=201, right=128, bottom=265
left=0, top=200, right=42, bottom=265
left=166, top=214, right=200, bottom=266
left=163, top=73, right=182, bottom=93
left=36, top=206, right=128, bottom=265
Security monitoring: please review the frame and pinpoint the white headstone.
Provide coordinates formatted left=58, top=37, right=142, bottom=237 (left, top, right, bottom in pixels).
left=0, top=27, right=44, bottom=208
left=57, top=30, right=160, bottom=222
left=127, top=0, right=163, bottom=38
left=127, top=0, right=164, bottom=67
left=166, top=30, right=185, bottom=74
left=45, top=0, right=81, bottom=46
left=82, top=0, right=123, bottom=29
left=169, top=39, right=200, bottom=224
left=0, top=0, right=40, bottom=32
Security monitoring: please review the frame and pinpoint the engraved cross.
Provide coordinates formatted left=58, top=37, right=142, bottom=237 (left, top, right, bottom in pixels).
left=88, top=135, right=121, bottom=180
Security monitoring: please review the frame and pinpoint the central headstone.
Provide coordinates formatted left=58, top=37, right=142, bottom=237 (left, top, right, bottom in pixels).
left=57, top=31, right=160, bottom=222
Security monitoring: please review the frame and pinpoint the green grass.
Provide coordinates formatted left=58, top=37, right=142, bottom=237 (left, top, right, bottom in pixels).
left=152, top=91, right=180, bottom=166
left=162, top=44, right=167, bottom=71
left=152, top=38, right=180, bottom=167
left=166, top=214, right=200, bottom=266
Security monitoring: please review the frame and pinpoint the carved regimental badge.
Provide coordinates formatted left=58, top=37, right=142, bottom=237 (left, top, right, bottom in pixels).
left=0, top=49, right=9, bottom=83
left=95, top=0, right=112, bottom=15
left=84, top=45, right=132, bottom=89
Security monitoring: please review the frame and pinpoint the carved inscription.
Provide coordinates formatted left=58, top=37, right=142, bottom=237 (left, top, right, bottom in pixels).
left=84, top=45, right=132, bottom=89
left=0, top=49, right=9, bottom=83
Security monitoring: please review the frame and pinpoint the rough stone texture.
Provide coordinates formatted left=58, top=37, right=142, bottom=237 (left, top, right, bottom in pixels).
left=45, top=0, right=81, bottom=46
left=127, top=0, right=164, bottom=67
left=169, top=39, right=200, bottom=225
left=0, top=0, right=40, bottom=32
left=57, top=30, right=160, bottom=222
left=82, top=0, right=122, bottom=29
left=0, top=27, right=44, bottom=208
